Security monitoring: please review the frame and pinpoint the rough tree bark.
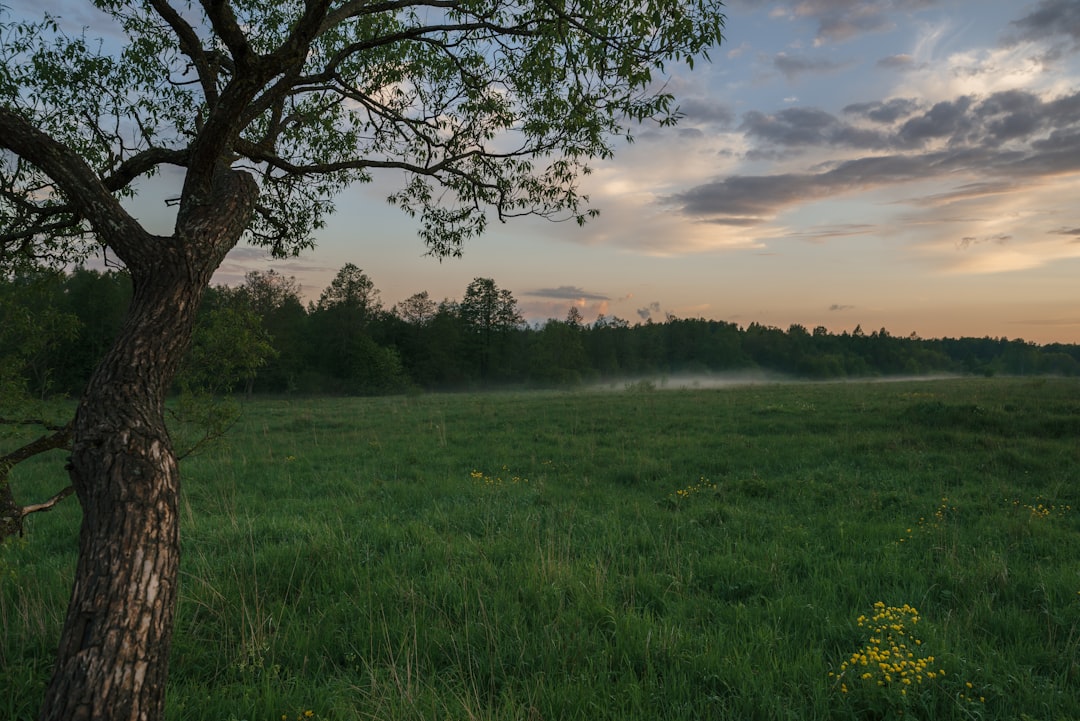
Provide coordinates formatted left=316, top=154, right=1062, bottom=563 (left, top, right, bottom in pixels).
left=38, top=166, right=258, bottom=721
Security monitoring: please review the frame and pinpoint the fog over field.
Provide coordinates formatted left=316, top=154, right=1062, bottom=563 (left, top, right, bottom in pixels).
left=595, top=371, right=964, bottom=391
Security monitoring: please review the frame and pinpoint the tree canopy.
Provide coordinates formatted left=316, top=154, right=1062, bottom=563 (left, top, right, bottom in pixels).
left=1, top=0, right=725, bottom=269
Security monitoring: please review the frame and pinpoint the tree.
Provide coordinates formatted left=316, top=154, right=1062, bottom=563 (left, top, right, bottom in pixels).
left=460, top=277, right=524, bottom=380
left=314, top=262, right=382, bottom=325
left=393, top=290, right=438, bottom=326
left=0, top=1, right=725, bottom=718
left=233, top=270, right=309, bottom=391
left=530, top=316, right=589, bottom=385
left=309, top=265, right=409, bottom=392
left=50, top=268, right=133, bottom=395
left=236, top=269, right=303, bottom=318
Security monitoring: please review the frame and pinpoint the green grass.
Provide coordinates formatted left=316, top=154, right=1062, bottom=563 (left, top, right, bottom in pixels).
left=3, top=377, right=1080, bottom=720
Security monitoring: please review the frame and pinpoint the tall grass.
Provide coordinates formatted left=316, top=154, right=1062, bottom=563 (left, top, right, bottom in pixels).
left=3, top=377, right=1079, bottom=719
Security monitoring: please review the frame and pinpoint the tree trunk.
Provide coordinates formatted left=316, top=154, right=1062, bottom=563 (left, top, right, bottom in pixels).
left=39, top=166, right=257, bottom=721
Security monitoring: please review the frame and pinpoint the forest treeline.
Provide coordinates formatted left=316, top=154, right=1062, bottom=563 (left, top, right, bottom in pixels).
left=4, top=265, right=1080, bottom=398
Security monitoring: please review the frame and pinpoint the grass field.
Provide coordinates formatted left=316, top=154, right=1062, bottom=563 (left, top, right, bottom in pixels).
left=3, top=377, right=1079, bottom=720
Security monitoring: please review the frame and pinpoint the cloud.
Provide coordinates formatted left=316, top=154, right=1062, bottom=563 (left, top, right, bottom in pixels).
left=902, top=180, right=1017, bottom=206
left=637, top=301, right=661, bottom=320
left=1005, top=0, right=1080, bottom=47
left=565, top=4, right=1080, bottom=269
left=679, top=88, right=1080, bottom=224
left=773, top=52, right=850, bottom=80
left=811, top=5, right=896, bottom=45
left=897, top=97, right=976, bottom=144
left=957, top=234, right=1013, bottom=250
left=527, top=285, right=610, bottom=301
left=877, top=54, right=916, bottom=70
left=1053, top=227, right=1080, bottom=237
left=677, top=98, right=735, bottom=127
left=673, top=153, right=933, bottom=219
left=739, top=0, right=937, bottom=46
left=843, top=98, right=923, bottom=123
left=829, top=304, right=855, bottom=311
left=784, top=224, right=878, bottom=242
left=741, top=107, right=891, bottom=149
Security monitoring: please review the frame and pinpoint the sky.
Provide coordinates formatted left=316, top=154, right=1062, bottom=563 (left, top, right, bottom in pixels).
left=11, top=0, right=1080, bottom=343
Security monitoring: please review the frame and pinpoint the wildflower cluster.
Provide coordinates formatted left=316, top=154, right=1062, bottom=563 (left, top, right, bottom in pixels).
left=830, top=602, right=944, bottom=697
left=280, top=711, right=318, bottom=721
left=898, top=497, right=956, bottom=543
left=1009, top=496, right=1070, bottom=520
left=470, top=465, right=529, bottom=487
left=671, top=476, right=717, bottom=500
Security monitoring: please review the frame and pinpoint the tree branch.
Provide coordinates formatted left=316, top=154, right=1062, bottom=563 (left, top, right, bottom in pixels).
left=148, top=0, right=221, bottom=107
left=19, top=485, right=75, bottom=521
left=0, top=107, right=151, bottom=263
left=0, top=418, right=72, bottom=433
left=198, top=0, right=258, bottom=68
left=1, top=420, right=73, bottom=539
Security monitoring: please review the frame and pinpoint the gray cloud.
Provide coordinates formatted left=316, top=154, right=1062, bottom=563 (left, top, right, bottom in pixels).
left=897, top=97, right=976, bottom=145
left=673, top=87, right=1080, bottom=222
left=734, top=0, right=938, bottom=45
left=814, top=7, right=895, bottom=43
left=843, top=98, right=922, bottom=124
left=1006, top=0, right=1080, bottom=46
left=675, top=152, right=940, bottom=218
left=974, top=89, right=1044, bottom=142
left=829, top=304, right=855, bottom=311
left=903, top=181, right=1017, bottom=207
left=773, top=53, right=849, bottom=80
left=673, top=126, right=1080, bottom=223
left=528, top=285, right=610, bottom=301
left=741, top=107, right=891, bottom=149
left=677, top=98, right=735, bottom=127
left=785, top=224, right=878, bottom=242
left=637, top=301, right=661, bottom=320
left=1053, top=227, right=1080, bottom=237
left=745, top=90, right=1080, bottom=159
left=876, top=53, right=916, bottom=70
left=957, top=234, right=1013, bottom=250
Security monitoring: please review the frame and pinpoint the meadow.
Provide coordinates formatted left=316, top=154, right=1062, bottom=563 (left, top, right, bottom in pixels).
left=2, top=377, right=1079, bottom=720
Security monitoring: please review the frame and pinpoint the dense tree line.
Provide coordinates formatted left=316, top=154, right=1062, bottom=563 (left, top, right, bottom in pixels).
left=3, top=266, right=1080, bottom=399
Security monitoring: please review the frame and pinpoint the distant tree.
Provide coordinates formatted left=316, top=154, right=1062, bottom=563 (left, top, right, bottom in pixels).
left=588, top=314, right=631, bottom=376
left=394, top=290, right=438, bottom=326
left=419, top=299, right=470, bottom=387
left=179, top=289, right=277, bottom=395
left=234, top=270, right=309, bottom=391
left=51, top=268, right=133, bottom=395
left=310, top=267, right=411, bottom=393
left=531, top=316, right=590, bottom=386
left=460, top=278, right=524, bottom=380
left=0, top=270, right=80, bottom=399
left=315, top=263, right=382, bottom=326
left=236, top=269, right=303, bottom=318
